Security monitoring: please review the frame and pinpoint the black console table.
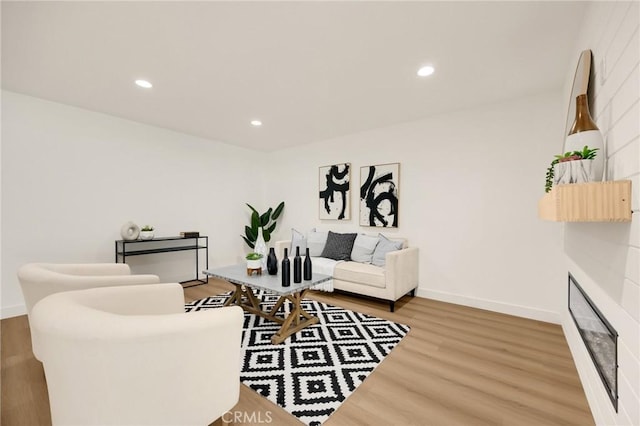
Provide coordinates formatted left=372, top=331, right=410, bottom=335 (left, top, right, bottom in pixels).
left=115, top=236, right=208, bottom=287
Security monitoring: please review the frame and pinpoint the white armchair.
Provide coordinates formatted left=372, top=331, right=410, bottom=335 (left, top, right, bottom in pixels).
left=18, top=262, right=161, bottom=360
left=31, top=283, right=244, bottom=426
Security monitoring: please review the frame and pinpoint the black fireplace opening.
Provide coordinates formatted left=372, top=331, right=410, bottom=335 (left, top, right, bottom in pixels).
left=568, top=273, right=618, bottom=411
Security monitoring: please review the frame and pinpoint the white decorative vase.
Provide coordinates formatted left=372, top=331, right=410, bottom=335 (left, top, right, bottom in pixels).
left=553, top=160, right=595, bottom=185
left=139, top=230, right=154, bottom=240
left=120, top=221, right=140, bottom=241
left=564, top=94, right=604, bottom=181
left=254, top=227, right=268, bottom=270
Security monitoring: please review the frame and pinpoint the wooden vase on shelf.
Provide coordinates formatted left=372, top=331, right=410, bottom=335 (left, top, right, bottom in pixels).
left=564, top=94, right=604, bottom=182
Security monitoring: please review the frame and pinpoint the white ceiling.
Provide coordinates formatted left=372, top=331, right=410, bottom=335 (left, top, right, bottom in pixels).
left=2, top=1, right=586, bottom=152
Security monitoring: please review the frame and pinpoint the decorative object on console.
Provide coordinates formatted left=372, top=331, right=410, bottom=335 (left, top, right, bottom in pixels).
left=320, top=231, right=358, bottom=261
left=242, top=202, right=285, bottom=249
left=319, top=163, right=351, bottom=220
left=266, top=248, right=278, bottom=275
left=180, top=231, right=200, bottom=238
left=120, top=221, right=140, bottom=241
left=139, top=225, right=155, bottom=240
left=281, top=248, right=290, bottom=287
left=293, top=246, right=302, bottom=283
left=360, top=163, right=399, bottom=227
left=303, top=247, right=312, bottom=280
left=246, top=252, right=263, bottom=276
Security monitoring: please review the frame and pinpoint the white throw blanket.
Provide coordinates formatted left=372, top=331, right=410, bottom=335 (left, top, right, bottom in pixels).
left=309, top=257, right=340, bottom=292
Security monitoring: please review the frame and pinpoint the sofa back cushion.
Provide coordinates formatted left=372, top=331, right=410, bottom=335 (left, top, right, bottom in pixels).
left=350, top=234, right=380, bottom=263
left=371, top=234, right=404, bottom=267
left=320, top=231, right=357, bottom=261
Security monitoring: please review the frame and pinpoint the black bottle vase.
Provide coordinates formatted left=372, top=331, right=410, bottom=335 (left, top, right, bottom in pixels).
left=281, top=248, right=290, bottom=287
left=267, top=247, right=278, bottom=275
left=293, top=246, right=302, bottom=283
left=303, top=247, right=312, bottom=280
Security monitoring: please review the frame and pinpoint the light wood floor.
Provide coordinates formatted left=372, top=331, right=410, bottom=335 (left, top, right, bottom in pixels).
left=2, top=279, right=594, bottom=426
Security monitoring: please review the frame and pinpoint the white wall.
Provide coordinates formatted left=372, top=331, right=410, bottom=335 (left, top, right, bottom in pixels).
left=265, top=91, right=567, bottom=323
left=1, top=90, right=264, bottom=318
left=561, top=2, right=640, bottom=425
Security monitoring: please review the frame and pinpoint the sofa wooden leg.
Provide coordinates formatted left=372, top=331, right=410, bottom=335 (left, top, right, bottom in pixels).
left=389, top=301, right=395, bottom=312
left=409, top=289, right=416, bottom=297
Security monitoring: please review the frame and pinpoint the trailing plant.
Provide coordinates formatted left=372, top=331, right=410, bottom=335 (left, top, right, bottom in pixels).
left=245, top=252, right=264, bottom=260
left=544, top=145, right=599, bottom=193
left=141, top=225, right=154, bottom=231
left=241, top=202, right=285, bottom=249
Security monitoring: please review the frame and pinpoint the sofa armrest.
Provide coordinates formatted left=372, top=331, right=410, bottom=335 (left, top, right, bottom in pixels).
left=386, top=247, right=419, bottom=299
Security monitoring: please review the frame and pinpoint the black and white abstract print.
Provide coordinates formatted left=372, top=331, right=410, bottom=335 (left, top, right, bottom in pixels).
left=319, top=163, right=350, bottom=220
left=360, top=163, right=399, bottom=227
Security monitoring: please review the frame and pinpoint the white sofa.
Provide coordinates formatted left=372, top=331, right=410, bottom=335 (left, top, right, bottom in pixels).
left=275, top=233, right=418, bottom=311
left=31, top=283, right=244, bottom=426
left=18, top=262, right=161, bottom=360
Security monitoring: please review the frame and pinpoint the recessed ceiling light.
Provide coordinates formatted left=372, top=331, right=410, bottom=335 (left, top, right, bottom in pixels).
left=135, top=79, right=153, bottom=88
left=417, top=66, right=435, bottom=77
left=251, top=120, right=262, bottom=127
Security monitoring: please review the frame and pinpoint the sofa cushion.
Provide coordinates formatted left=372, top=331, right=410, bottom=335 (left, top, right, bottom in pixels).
left=307, top=229, right=328, bottom=257
left=371, top=234, right=404, bottom=267
left=321, top=231, right=357, bottom=261
left=334, top=262, right=385, bottom=289
left=290, top=228, right=307, bottom=256
left=350, top=234, right=379, bottom=263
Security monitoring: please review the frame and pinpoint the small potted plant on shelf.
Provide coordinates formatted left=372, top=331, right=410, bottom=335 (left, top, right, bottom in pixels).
left=545, top=145, right=599, bottom=193
left=139, top=225, right=155, bottom=240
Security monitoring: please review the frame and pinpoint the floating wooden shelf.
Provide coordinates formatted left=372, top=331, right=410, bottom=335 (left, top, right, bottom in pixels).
left=538, top=180, right=632, bottom=222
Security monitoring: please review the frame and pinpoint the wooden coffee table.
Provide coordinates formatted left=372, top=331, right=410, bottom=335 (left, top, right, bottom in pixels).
left=203, top=264, right=331, bottom=344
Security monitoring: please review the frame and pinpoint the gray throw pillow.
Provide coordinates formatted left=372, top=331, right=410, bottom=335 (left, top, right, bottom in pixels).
left=290, top=228, right=307, bottom=257
left=350, top=234, right=380, bottom=263
left=371, top=234, right=403, bottom=267
left=320, top=231, right=357, bottom=261
left=307, top=229, right=328, bottom=257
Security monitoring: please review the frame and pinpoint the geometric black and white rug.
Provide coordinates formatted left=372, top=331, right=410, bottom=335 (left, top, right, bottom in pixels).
left=185, top=290, right=410, bottom=426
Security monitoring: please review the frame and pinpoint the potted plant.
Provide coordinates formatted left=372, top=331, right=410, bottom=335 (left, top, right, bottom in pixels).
left=139, top=225, right=155, bottom=240
left=245, top=252, right=264, bottom=270
left=241, top=202, right=285, bottom=249
left=545, top=145, right=598, bottom=193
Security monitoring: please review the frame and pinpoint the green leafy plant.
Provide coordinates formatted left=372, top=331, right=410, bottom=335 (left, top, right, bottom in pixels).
left=141, top=225, right=154, bottom=231
left=245, top=252, right=264, bottom=260
left=241, top=202, right=285, bottom=249
left=544, top=145, right=599, bottom=193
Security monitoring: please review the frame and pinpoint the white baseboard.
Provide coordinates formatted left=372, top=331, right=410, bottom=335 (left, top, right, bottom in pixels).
left=417, top=288, right=561, bottom=324
left=1, top=304, right=26, bottom=319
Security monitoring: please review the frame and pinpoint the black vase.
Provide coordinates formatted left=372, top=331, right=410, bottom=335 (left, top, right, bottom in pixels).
left=281, top=248, right=290, bottom=287
left=303, top=247, right=312, bottom=280
left=293, top=246, right=302, bottom=283
left=267, top=247, right=278, bottom=275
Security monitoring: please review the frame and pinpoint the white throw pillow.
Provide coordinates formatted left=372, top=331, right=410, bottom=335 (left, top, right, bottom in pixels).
left=350, top=234, right=380, bottom=263
left=371, top=234, right=403, bottom=267
left=307, top=229, right=328, bottom=257
left=290, top=228, right=307, bottom=257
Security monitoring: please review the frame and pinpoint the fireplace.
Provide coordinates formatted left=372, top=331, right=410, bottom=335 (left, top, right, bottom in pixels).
left=568, top=273, right=618, bottom=411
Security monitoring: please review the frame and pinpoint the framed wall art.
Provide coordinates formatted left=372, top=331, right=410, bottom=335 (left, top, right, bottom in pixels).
left=318, top=163, right=351, bottom=220
left=359, top=163, right=399, bottom=227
